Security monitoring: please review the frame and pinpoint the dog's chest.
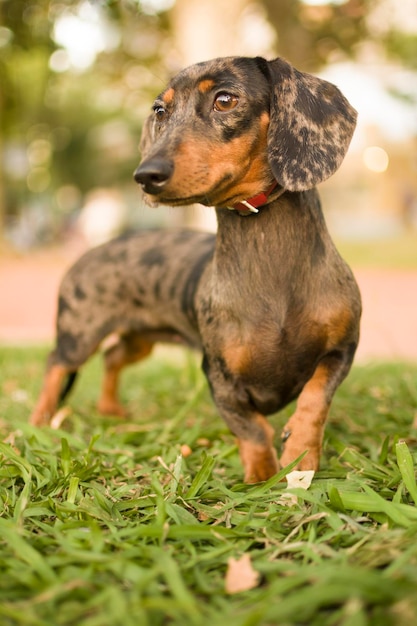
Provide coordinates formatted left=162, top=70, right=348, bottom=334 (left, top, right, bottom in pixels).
left=201, top=307, right=326, bottom=411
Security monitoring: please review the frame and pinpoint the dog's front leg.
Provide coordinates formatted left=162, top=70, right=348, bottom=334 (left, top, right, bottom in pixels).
left=237, top=414, right=279, bottom=483
left=280, top=352, right=353, bottom=471
left=224, top=407, right=279, bottom=483
left=203, top=356, right=279, bottom=483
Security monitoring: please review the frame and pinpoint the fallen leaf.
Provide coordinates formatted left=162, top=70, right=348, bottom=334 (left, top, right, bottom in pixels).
left=180, top=444, right=192, bottom=457
left=196, top=437, right=210, bottom=447
left=286, top=469, right=315, bottom=490
left=225, top=553, right=260, bottom=594
left=278, top=469, right=315, bottom=506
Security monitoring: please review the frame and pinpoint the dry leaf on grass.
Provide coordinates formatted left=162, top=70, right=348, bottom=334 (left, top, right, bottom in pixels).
left=180, top=444, right=192, bottom=457
left=286, top=470, right=315, bottom=489
left=278, top=469, right=315, bottom=506
left=225, top=553, right=260, bottom=594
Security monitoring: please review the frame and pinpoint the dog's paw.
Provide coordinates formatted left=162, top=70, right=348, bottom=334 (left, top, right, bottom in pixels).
left=97, top=400, right=128, bottom=418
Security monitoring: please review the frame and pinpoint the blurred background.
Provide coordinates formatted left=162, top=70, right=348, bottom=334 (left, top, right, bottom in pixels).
left=0, top=0, right=417, bottom=359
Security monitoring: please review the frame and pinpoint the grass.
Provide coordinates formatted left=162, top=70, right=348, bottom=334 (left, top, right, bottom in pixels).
left=1, top=346, right=417, bottom=625
left=335, top=231, right=417, bottom=270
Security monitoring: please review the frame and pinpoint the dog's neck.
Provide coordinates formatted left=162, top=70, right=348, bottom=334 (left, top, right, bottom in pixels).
left=212, top=187, right=327, bottom=301
left=226, top=182, right=285, bottom=216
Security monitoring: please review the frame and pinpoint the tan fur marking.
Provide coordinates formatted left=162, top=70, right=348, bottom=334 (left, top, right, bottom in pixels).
left=29, top=364, right=69, bottom=426
left=198, top=79, right=215, bottom=93
left=160, top=112, right=272, bottom=207
left=223, top=342, right=251, bottom=375
left=163, top=87, right=175, bottom=105
left=327, top=307, right=355, bottom=346
left=280, top=363, right=331, bottom=471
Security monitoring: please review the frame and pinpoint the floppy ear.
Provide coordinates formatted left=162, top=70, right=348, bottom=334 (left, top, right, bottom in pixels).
left=263, top=57, right=357, bottom=192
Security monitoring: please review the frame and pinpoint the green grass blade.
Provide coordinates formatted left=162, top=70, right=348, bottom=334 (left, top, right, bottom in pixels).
left=60, top=437, right=71, bottom=476
left=185, top=453, right=215, bottom=499
left=67, top=476, right=79, bottom=504
left=13, top=478, right=31, bottom=524
left=156, top=550, right=200, bottom=621
left=335, top=486, right=415, bottom=527
left=169, top=454, right=183, bottom=496
left=2, top=349, right=417, bottom=625
left=396, top=440, right=417, bottom=505
left=0, top=519, right=56, bottom=584
left=0, top=441, right=32, bottom=482
left=246, top=451, right=308, bottom=496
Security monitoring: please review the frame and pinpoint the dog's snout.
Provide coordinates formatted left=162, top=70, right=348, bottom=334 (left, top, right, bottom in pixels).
left=134, top=158, right=174, bottom=194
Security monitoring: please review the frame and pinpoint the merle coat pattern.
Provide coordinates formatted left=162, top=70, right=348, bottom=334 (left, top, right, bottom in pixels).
left=31, top=56, right=361, bottom=483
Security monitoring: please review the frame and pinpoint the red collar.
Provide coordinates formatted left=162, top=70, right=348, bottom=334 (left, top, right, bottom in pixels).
left=229, top=182, right=280, bottom=215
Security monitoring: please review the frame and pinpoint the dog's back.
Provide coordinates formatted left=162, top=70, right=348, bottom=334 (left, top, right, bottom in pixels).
left=53, top=229, right=216, bottom=368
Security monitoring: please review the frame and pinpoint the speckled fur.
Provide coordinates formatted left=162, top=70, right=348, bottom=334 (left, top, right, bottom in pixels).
left=31, top=56, right=361, bottom=483
left=52, top=230, right=214, bottom=367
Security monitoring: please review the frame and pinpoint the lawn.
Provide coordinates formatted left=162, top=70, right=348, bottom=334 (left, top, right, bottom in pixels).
left=1, top=345, right=417, bottom=626
left=335, top=232, right=417, bottom=270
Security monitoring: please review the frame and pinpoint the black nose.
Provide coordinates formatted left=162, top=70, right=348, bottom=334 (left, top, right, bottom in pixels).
left=134, top=158, right=174, bottom=194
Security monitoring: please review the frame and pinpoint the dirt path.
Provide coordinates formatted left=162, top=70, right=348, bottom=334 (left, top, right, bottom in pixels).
left=0, top=247, right=82, bottom=344
left=1, top=249, right=416, bottom=362
left=354, top=269, right=417, bottom=361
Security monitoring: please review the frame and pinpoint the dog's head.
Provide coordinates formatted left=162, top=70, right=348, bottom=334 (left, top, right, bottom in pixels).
left=135, top=56, right=357, bottom=206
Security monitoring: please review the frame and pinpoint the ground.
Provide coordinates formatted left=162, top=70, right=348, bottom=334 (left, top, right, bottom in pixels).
left=1, top=244, right=417, bottom=362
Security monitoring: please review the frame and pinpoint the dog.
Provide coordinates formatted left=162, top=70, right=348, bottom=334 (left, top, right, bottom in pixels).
left=30, top=56, right=361, bottom=483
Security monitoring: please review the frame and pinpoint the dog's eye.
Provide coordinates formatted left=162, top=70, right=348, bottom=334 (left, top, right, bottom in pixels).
left=153, top=105, right=167, bottom=122
left=214, top=93, right=239, bottom=112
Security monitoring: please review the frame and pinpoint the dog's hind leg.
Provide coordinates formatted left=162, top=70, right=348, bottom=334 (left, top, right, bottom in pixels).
left=30, top=362, right=73, bottom=426
left=279, top=350, right=355, bottom=472
left=98, top=332, right=154, bottom=416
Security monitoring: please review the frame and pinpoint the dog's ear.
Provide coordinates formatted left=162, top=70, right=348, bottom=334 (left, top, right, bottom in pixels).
left=261, top=57, right=357, bottom=191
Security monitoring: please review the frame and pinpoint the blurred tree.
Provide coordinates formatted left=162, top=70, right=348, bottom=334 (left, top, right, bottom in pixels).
left=0, top=0, right=416, bottom=246
left=171, top=0, right=417, bottom=73
left=0, top=0, right=169, bottom=245
left=262, top=0, right=370, bottom=69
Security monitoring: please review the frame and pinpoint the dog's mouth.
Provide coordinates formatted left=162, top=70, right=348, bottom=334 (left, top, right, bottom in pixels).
left=142, top=190, right=212, bottom=207
left=137, top=178, right=213, bottom=207
left=135, top=161, right=239, bottom=208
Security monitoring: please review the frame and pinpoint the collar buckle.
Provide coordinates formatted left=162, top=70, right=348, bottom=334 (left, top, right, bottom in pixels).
left=236, top=200, right=259, bottom=213
left=227, top=182, right=280, bottom=215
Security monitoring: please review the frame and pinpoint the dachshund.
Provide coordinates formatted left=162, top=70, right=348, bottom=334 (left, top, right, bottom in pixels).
left=30, top=56, right=361, bottom=483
